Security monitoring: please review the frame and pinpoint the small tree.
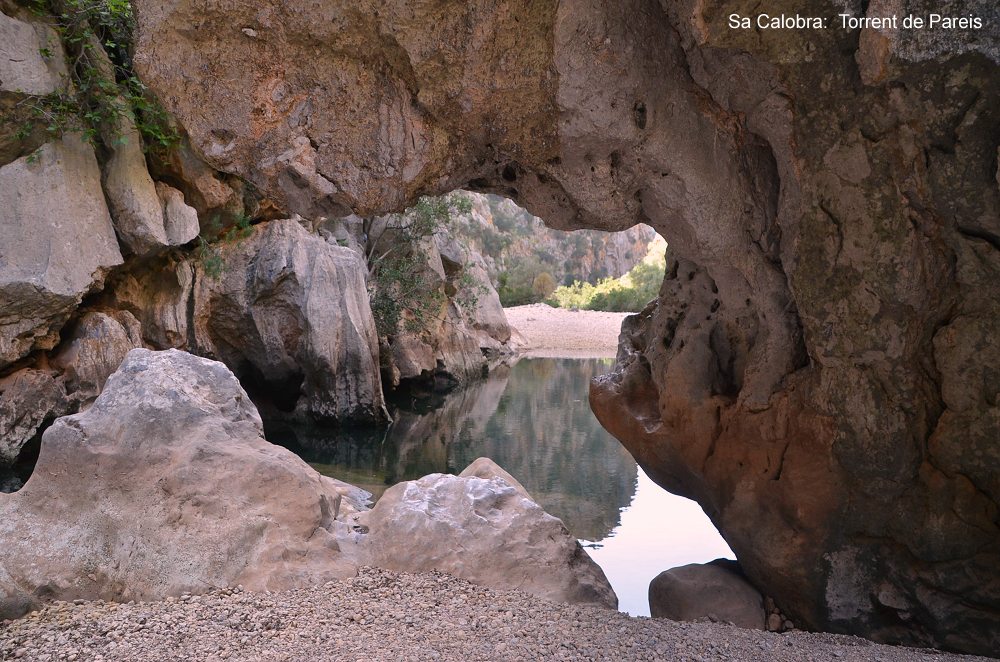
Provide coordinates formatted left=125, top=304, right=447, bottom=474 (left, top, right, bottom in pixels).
left=532, top=272, right=557, bottom=299
left=365, top=194, right=473, bottom=336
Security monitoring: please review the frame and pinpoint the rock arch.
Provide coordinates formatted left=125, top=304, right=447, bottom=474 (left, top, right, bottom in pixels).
left=131, top=0, right=1000, bottom=654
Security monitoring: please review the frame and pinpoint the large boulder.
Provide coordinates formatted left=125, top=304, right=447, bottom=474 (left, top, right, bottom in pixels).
left=156, top=181, right=201, bottom=246
left=190, top=219, right=388, bottom=424
left=343, top=458, right=617, bottom=609
left=0, top=349, right=366, bottom=617
left=0, top=136, right=124, bottom=369
left=649, top=560, right=765, bottom=630
left=129, top=0, right=1000, bottom=653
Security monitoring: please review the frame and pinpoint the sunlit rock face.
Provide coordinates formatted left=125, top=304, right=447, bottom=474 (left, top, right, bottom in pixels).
left=131, top=0, right=999, bottom=653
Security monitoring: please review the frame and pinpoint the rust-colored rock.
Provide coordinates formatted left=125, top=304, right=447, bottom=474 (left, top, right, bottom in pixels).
left=131, top=0, right=1000, bottom=654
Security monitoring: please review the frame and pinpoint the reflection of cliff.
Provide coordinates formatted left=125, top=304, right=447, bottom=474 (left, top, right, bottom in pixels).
left=268, top=358, right=637, bottom=541
left=265, top=366, right=512, bottom=498
left=448, top=359, right=638, bottom=541
left=384, top=364, right=513, bottom=483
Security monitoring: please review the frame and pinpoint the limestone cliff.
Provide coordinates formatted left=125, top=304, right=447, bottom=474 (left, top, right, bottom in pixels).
left=0, top=4, right=391, bottom=478
left=129, top=0, right=1000, bottom=654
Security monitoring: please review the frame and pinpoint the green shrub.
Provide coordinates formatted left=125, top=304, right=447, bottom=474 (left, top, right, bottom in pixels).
left=18, top=0, right=178, bottom=153
left=366, top=194, right=473, bottom=336
left=196, top=212, right=254, bottom=279
left=497, top=255, right=552, bottom=306
left=547, top=239, right=666, bottom=312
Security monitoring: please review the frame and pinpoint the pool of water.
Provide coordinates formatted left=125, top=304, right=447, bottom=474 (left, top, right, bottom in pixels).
left=266, top=357, right=733, bottom=616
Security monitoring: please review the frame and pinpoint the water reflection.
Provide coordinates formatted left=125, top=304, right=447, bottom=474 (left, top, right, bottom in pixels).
left=585, top=469, right=735, bottom=616
left=267, top=357, right=735, bottom=615
left=266, top=358, right=638, bottom=542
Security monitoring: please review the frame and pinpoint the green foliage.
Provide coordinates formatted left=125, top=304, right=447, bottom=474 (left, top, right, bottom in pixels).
left=369, top=257, right=446, bottom=336
left=496, top=255, right=553, bottom=306
left=547, top=239, right=666, bottom=312
left=196, top=238, right=225, bottom=280
left=366, top=194, right=472, bottom=336
left=16, top=0, right=178, bottom=153
left=196, top=213, right=255, bottom=280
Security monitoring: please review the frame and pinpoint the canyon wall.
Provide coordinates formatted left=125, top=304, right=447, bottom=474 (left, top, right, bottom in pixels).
left=452, top=193, right=657, bottom=293
left=129, top=0, right=1000, bottom=654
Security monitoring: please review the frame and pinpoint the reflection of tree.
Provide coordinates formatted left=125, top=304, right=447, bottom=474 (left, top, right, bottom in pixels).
left=266, top=359, right=638, bottom=541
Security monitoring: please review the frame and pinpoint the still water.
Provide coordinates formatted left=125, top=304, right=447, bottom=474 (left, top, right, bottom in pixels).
left=267, top=357, right=733, bottom=616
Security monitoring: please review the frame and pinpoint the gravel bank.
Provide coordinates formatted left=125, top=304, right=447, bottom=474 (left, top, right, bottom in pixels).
left=505, top=304, right=629, bottom=358
left=1, top=568, right=990, bottom=662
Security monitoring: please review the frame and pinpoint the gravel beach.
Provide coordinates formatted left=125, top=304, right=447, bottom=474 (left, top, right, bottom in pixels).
left=1, top=568, right=991, bottom=662
left=504, top=304, right=629, bottom=358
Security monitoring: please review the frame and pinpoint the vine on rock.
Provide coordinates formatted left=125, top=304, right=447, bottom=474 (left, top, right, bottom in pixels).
left=16, top=0, right=177, bottom=155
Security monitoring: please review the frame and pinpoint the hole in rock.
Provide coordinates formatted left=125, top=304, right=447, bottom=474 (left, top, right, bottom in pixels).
left=632, top=101, right=647, bottom=129
left=236, top=364, right=304, bottom=414
left=0, top=433, right=43, bottom=494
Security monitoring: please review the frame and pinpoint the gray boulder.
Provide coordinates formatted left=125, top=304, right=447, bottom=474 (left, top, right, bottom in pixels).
left=0, top=10, right=67, bottom=95
left=100, top=99, right=200, bottom=254
left=191, top=219, right=388, bottom=424
left=0, top=136, right=124, bottom=369
left=458, top=456, right=531, bottom=499
left=101, top=116, right=170, bottom=255
left=156, top=182, right=200, bottom=247
left=344, top=458, right=618, bottom=609
left=649, top=559, right=765, bottom=630
left=0, top=349, right=366, bottom=618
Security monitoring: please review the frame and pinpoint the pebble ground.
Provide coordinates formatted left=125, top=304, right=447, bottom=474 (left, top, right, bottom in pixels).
left=1, top=568, right=993, bottom=662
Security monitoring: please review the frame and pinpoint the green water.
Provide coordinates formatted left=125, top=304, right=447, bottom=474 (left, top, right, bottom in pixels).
left=267, top=357, right=733, bottom=615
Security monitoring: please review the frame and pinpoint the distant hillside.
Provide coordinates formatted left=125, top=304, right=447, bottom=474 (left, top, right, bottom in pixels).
left=451, top=193, right=656, bottom=306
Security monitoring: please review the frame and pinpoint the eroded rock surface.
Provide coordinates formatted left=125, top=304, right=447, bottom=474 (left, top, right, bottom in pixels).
left=0, top=369, right=68, bottom=467
left=51, top=311, right=143, bottom=402
left=130, top=0, right=1000, bottom=653
left=0, top=349, right=365, bottom=617
left=0, top=136, right=124, bottom=370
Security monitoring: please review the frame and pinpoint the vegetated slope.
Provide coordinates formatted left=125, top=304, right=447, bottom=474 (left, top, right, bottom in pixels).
left=450, top=193, right=656, bottom=306
left=548, top=236, right=666, bottom=312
